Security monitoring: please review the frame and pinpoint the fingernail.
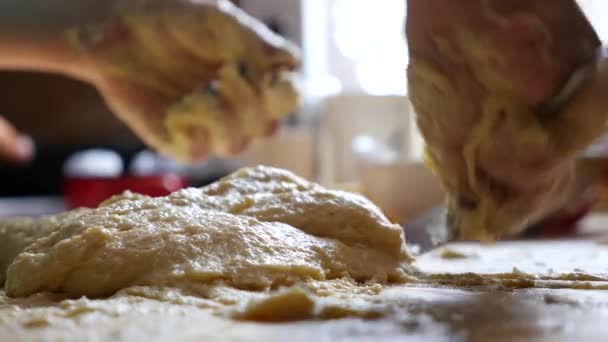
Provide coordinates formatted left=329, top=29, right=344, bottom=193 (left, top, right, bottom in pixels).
left=231, top=137, right=251, bottom=154
left=265, top=120, right=280, bottom=136
left=15, top=135, right=34, bottom=161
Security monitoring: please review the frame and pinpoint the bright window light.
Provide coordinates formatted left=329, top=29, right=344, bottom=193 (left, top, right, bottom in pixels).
left=331, top=0, right=408, bottom=95
left=578, top=0, right=608, bottom=43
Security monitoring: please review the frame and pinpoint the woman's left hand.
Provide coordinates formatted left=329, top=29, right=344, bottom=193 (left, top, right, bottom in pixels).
left=75, top=0, right=299, bottom=162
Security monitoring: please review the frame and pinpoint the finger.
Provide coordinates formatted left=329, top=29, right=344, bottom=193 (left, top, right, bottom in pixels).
left=485, top=0, right=600, bottom=106
left=185, top=126, right=210, bottom=162
left=0, top=117, right=34, bottom=163
left=549, top=54, right=608, bottom=155
left=82, top=10, right=210, bottom=97
left=406, top=0, right=600, bottom=107
left=264, top=119, right=279, bottom=138
left=227, top=117, right=278, bottom=156
left=98, top=76, right=173, bottom=153
left=208, top=68, right=260, bottom=156
left=229, top=136, right=251, bottom=155
left=217, top=108, right=249, bottom=157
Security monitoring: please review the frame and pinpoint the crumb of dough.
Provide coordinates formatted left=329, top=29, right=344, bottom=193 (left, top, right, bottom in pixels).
left=542, top=272, right=608, bottom=282
left=232, top=288, right=315, bottom=322
left=512, top=267, right=526, bottom=275
left=438, top=248, right=473, bottom=260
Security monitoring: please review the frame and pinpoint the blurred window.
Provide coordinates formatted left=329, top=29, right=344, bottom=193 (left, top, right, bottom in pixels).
left=328, top=0, right=407, bottom=96
left=578, top=0, right=608, bottom=43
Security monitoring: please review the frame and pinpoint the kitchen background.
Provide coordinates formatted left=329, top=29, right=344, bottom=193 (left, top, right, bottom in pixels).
left=1, top=0, right=607, bottom=225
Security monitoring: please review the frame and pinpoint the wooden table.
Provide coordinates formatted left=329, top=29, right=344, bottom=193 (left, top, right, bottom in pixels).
left=3, top=239, right=608, bottom=341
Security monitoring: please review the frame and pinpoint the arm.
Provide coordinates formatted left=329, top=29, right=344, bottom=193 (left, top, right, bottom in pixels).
left=0, top=30, right=96, bottom=83
left=0, top=0, right=119, bottom=163
left=0, top=0, right=122, bottom=82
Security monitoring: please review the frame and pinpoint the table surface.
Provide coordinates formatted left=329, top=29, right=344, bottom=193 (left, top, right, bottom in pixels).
left=0, top=196, right=66, bottom=218
left=3, top=215, right=608, bottom=341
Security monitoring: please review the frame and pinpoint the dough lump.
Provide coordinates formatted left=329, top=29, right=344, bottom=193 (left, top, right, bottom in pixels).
left=4, top=166, right=412, bottom=298
left=0, top=209, right=90, bottom=285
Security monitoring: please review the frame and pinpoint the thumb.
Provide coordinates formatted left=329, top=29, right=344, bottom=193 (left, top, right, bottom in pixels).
left=551, top=48, right=608, bottom=155
left=0, top=116, right=35, bottom=164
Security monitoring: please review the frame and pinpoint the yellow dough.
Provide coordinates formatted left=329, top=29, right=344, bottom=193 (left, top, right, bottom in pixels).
left=3, top=166, right=412, bottom=298
left=0, top=209, right=90, bottom=285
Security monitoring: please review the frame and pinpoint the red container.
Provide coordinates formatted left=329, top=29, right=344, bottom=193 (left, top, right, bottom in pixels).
left=64, top=173, right=188, bottom=209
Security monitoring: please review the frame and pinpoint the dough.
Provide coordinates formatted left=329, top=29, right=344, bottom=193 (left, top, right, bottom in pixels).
left=0, top=209, right=90, bottom=284
left=4, top=166, right=412, bottom=298
left=6, top=166, right=608, bottom=342
left=3, top=206, right=608, bottom=341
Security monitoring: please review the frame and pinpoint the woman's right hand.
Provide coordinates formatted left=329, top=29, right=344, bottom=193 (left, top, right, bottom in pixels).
left=406, top=0, right=607, bottom=240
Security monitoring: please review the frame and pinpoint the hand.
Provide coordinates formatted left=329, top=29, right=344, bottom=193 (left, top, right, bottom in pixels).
left=0, top=116, right=34, bottom=164
left=0, top=0, right=299, bottom=163
left=74, top=0, right=299, bottom=162
left=406, top=0, right=606, bottom=240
